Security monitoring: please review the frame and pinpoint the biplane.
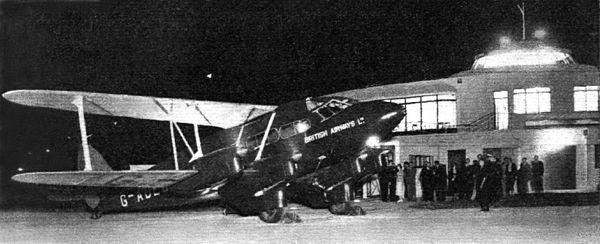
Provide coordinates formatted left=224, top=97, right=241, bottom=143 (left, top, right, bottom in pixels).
left=2, top=90, right=405, bottom=223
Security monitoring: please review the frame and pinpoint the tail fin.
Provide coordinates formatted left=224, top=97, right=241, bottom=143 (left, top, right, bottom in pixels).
left=77, top=145, right=112, bottom=171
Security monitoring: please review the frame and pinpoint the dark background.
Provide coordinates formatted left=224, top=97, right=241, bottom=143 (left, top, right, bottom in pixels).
left=0, top=0, right=597, bottom=206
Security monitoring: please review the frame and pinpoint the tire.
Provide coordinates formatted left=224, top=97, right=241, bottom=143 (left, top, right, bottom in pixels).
left=258, top=208, right=285, bottom=223
left=328, top=202, right=350, bottom=215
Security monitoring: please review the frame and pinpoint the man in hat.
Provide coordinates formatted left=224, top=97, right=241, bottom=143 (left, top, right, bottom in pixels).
left=476, top=155, right=501, bottom=211
left=531, top=155, right=545, bottom=193
left=517, top=157, right=532, bottom=195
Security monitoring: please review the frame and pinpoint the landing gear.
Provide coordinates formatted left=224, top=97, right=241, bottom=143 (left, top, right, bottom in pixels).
left=222, top=203, right=237, bottom=216
left=84, top=195, right=102, bottom=219
left=90, top=208, right=102, bottom=219
left=258, top=208, right=301, bottom=224
left=328, top=202, right=365, bottom=216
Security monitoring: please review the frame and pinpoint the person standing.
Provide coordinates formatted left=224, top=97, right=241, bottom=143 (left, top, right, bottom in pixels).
left=419, top=162, right=434, bottom=201
left=476, top=156, right=501, bottom=211
left=531, top=155, right=544, bottom=193
left=378, top=154, right=399, bottom=202
left=403, top=162, right=416, bottom=201
left=455, top=160, right=469, bottom=199
left=432, top=161, right=448, bottom=202
left=395, top=161, right=405, bottom=202
left=448, top=162, right=458, bottom=199
left=468, top=159, right=481, bottom=200
left=517, top=157, right=532, bottom=195
left=502, top=157, right=517, bottom=196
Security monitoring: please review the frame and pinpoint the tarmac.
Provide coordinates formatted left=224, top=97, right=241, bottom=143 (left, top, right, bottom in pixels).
left=1, top=197, right=599, bottom=243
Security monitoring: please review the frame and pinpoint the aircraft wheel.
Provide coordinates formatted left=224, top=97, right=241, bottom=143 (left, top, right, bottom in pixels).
left=350, top=205, right=366, bottom=216
left=258, top=208, right=285, bottom=223
left=328, top=202, right=351, bottom=215
left=90, top=208, right=102, bottom=220
left=329, top=202, right=366, bottom=216
left=281, top=212, right=302, bottom=224
left=222, top=205, right=237, bottom=215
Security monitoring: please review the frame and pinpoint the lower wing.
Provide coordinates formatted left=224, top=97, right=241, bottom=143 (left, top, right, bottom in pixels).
left=12, top=171, right=198, bottom=194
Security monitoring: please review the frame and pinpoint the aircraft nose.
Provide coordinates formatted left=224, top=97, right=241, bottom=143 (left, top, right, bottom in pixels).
left=377, top=102, right=405, bottom=122
left=370, top=101, right=405, bottom=138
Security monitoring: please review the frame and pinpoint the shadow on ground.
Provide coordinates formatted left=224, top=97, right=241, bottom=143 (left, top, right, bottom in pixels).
left=410, top=192, right=599, bottom=209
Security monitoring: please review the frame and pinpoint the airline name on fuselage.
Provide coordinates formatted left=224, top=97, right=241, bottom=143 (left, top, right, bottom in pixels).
left=304, top=117, right=365, bottom=143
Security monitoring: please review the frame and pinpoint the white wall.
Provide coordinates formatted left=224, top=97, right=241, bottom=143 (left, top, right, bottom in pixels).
left=388, top=127, right=599, bottom=191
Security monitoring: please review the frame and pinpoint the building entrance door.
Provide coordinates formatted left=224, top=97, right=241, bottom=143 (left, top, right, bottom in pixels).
left=546, top=146, right=576, bottom=190
left=447, top=150, right=465, bottom=196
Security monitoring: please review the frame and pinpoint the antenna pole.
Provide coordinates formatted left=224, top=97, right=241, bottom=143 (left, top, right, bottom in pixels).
left=517, top=1, right=526, bottom=40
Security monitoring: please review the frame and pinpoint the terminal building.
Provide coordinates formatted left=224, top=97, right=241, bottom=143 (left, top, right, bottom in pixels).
left=334, top=42, right=599, bottom=193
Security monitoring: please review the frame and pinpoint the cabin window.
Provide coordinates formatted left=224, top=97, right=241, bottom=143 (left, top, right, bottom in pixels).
left=388, top=94, right=456, bottom=133
left=280, top=119, right=311, bottom=139
left=245, top=129, right=279, bottom=149
left=494, top=91, right=509, bottom=130
left=574, top=86, right=599, bottom=112
left=513, top=87, right=551, bottom=114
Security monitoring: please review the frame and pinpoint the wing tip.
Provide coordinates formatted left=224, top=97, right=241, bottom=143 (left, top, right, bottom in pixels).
left=2, top=89, right=44, bottom=104
left=2, top=90, right=20, bottom=101
left=11, top=172, right=37, bottom=184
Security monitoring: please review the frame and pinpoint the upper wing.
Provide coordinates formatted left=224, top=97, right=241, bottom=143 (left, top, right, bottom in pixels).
left=12, top=171, right=198, bottom=190
left=2, top=90, right=277, bottom=129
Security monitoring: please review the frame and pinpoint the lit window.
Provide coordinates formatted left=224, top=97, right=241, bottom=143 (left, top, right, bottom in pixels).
left=513, top=87, right=551, bottom=114
left=405, top=103, right=421, bottom=131
left=388, top=94, right=456, bottom=133
left=493, top=91, right=509, bottom=130
left=280, top=119, right=311, bottom=139
left=422, top=102, right=437, bottom=130
left=574, top=86, right=599, bottom=111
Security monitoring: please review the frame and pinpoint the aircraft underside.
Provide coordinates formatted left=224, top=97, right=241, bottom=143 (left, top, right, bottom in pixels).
left=72, top=148, right=385, bottom=223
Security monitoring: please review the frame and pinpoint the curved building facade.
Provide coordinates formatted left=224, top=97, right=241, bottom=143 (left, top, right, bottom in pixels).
left=334, top=44, right=599, bottom=192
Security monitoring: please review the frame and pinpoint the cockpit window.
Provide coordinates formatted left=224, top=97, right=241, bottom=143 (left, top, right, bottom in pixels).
left=313, top=99, right=352, bottom=121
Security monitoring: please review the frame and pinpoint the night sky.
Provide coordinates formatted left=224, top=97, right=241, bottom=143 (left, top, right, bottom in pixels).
left=0, top=0, right=597, bottom=204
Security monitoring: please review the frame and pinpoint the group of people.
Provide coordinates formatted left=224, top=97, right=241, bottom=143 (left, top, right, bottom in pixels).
left=418, top=161, right=447, bottom=202
left=377, top=153, right=545, bottom=212
left=378, top=159, right=450, bottom=203
left=446, top=154, right=545, bottom=211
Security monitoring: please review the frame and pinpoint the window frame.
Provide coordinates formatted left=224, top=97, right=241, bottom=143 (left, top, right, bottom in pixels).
left=387, top=94, right=456, bottom=133
left=493, top=91, right=509, bottom=130
left=513, top=87, right=551, bottom=114
left=279, top=119, right=312, bottom=139
left=573, top=85, right=599, bottom=112
left=313, top=99, right=353, bottom=121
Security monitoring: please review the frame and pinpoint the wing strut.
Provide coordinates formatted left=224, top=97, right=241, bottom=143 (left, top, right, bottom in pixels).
left=72, top=96, right=92, bottom=171
left=255, top=112, right=276, bottom=161
left=169, top=121, right=179, bottom=170
left=172, top=122, right=194, bottom=156
left=193, top=124, right=203, bottom=156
